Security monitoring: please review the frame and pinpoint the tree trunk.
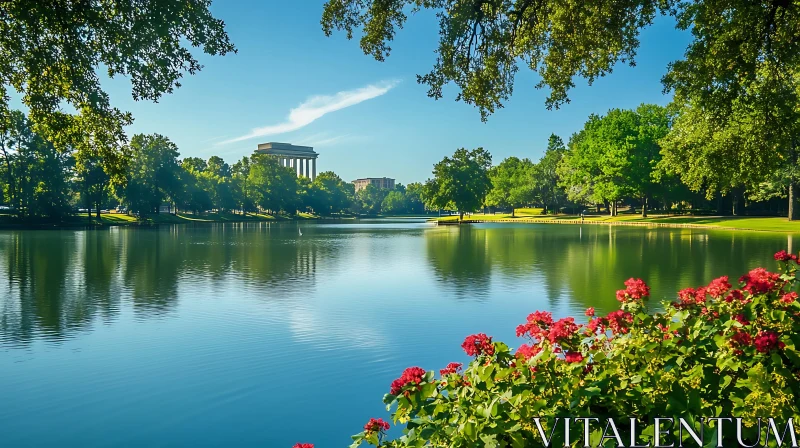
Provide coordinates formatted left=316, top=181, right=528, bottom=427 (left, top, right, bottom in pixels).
left=511, top=207, right=515, bottom=218
left=459, top=211, right=464, bottom=221
left=641, top=196, right=647, bottom=218
left=790, top=181, right=798, bottom=221
left=95, top=200, right=101, bottom=220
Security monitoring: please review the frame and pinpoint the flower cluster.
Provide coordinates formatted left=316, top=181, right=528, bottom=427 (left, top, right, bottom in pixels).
left=754, top=331, right=784, bottom=353
left=782, top=291, right=798, bottom=304
left=739, top=268, right=781, bottom=294
left=389, top=366, right=426, bottom=395
left=439, top=362, right=463, bottom=376
left=547, top=317, right=580, bottom=344
left=706, top=276, right=731, bottom=298
left=515, top=343, right=542, bottom=361
left=586, top=310, right=633, bottom=336
left=515, top=311, right=554, bottom=340
left=461, top=333, right=495, bottom=357
left=774, top=250, right=798, bottom=262
left=292, top=444, right=314, bottom=448
left=363, top=417, right=390, bottom=434
left=615, top=278, right=650, bottom=302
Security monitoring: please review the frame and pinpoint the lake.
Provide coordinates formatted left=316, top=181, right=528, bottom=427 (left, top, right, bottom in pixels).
left=0, top=220, right=789, bottom=447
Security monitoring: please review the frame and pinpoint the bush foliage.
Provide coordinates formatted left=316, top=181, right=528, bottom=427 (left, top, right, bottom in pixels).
left=332, top=251, right=800, bottom=447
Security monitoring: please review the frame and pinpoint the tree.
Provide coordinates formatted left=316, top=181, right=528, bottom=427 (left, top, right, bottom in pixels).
left=661, top=70, right=800, bottom=219
left=425, top=147, right=492, bottom=220
left=118, top=134, right=181, bottom=217
left=381, top=190, right=408, bottom=214
left=356, top=184, right=388, bottom=215
left=534, top=134, right=568, bottom=214
left=76, top=154, right=110, bottom=221
left=558, top=105, right=670, bottom=216
left=486, top=156, right=534, bottom=217
left=232, top=156, right=253, bottom=213
left=0, top=0, right=235, bottom=170
left=247, top=154, right=298, bottom=214
left=405, top=182, right=426, bottom=214
left=308, top=171, right=352, bottom=215
left=0, top=110, right=73, bottom=220
left=321, top=0, right=799, bottom=126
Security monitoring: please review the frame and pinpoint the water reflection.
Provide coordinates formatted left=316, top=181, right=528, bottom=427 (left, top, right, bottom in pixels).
left=423, top=224, right=784, bottom=312
left=0, top=223, right=342, bottom=345
left=0, top=222, right=787, bottom=346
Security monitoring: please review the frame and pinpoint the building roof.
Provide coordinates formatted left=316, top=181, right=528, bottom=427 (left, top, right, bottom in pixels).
left=255, top=142, right=318, bottom=157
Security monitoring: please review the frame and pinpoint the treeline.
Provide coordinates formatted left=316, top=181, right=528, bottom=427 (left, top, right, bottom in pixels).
left=423, top=104, right=794, bottom=219
left=0, top=112, right=425, bottom=221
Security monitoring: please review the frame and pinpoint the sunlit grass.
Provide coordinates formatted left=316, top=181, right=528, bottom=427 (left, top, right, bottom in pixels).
left=436, top=211, right=800, bottom=233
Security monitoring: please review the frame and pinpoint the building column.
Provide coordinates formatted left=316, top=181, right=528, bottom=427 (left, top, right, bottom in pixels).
left=296, top=158, right=301, bottom=176
left=304, top=158, right=310, bottom=178
left=311, top=158, right=316, bottom=181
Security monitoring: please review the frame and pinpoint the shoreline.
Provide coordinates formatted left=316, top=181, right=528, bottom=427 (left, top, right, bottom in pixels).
left=0, top=213, right=440, bottom=230
left=0, top=213, right=321, bottom=230
left=431, top=215, right=800, bottom=234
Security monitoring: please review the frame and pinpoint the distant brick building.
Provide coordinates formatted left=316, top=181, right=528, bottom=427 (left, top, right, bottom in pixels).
left=352, top=177, right=395, bottom=192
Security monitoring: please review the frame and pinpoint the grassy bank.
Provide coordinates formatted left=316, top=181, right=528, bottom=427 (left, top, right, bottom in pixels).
left=436, top=210, right=800, bottom=233
left=0, top=211, right=319, bottom=229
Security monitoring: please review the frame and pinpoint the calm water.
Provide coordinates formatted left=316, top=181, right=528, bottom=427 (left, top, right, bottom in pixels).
left=0, top=220, right=789, bottom=447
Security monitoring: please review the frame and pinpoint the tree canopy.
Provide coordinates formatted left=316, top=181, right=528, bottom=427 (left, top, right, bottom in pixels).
left=0, top=0, right=235, bottom=170
left=321, top=0, right=797, bottom=122
left=486, top=156, right=534, bottom=217
left=424, top=147, right=492, bottom=220
left=558, top=104, right=670, bottom=216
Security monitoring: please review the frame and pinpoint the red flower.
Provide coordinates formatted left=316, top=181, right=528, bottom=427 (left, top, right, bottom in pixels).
left=547, top=317, right=581, bottom=344
left=781, top=292, right=798, bottom=304
left=605, top=310, right=633, bottom=335
left=730, top=330, right=752, bottom=353
left=587, top=317, right=606, bottom=334
left=754, top=331, right=784, bottom=353
left=774, top=250, right=796, bottom=262
left=389, top=367, right=426, bottom=395
left=364, top=417, right=390, bottom=433
left=515, top=344, right=542, bottom=361
left=724, top=289, right=746, bottom=304
left=564, top=352, right=584, bottom=363
left=292, top=444, right=314, bottom=448
left=739, top=268, right=781, bottom=294
left=733, top=314, right=750, bottom=326
left=706, top=276, right=731, bottom=298
left=439, top=362, right=463, bottom=376
left=516, top=311, right=553, bottom=340
left=616, top=278, right=650, bottom=302
left=585, top=307, right=595, bottom=317
left=462, top=333, right=495, bottom=357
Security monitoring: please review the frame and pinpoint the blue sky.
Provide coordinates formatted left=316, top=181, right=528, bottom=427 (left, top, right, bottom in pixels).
left=100, top=1, right=692, bottom=185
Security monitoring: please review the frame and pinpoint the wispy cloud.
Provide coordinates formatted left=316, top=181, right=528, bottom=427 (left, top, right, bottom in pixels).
left=218, top=80, right=400, bottom=145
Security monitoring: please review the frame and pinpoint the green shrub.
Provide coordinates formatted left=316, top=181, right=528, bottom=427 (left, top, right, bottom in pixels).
left=340, top=250, right=800, bottom=447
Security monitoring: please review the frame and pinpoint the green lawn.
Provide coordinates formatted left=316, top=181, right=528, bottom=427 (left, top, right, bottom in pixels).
left=436, top=211, right=800, bottom=233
